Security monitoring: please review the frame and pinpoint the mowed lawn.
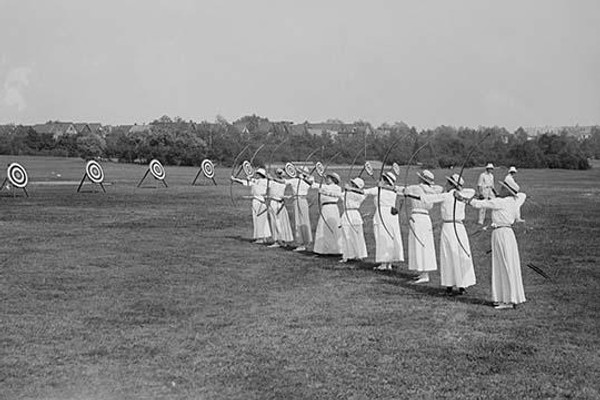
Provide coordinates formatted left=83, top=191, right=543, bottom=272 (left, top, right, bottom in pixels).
left=1, top=156, right=600, bottom=400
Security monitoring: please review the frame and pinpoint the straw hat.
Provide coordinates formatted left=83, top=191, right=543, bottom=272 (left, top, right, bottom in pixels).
left=417, top=170, right=435, bottom=185
left=382, top=171, right=396, bottom=185
left=327, top=172, right=341, bottom=184
left=509, top=166, right=517, bottom=174
left=351, top=177, right=365, bottom=190
left=485, top=163, right=495, bottom=170
left=255, top=168, right=266, bottom=177
left=445, top=173, right=464, bottom=189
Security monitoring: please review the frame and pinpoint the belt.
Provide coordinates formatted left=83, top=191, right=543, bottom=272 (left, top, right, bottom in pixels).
left=412, top=210, right=429, bottom=215
left=345, top=208, right=359, bottom=211
left=493, top=225, right=512, bottom=230
left=322, top=202, right=338, bottom=206
left=443, top=220, right=463, bottom=224
left=271, top=198, right=284, bottom=203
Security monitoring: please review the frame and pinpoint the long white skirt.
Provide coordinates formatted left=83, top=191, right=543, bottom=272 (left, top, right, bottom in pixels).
left=252, top=199, right=271, bottom=239
left=408, top=214, right=437, bottom=272
left=439, top=222, right=476, bottom=288
left=293, top=197, right=312, bottom=245
left=491, top=227, right=526, bottom=304
left=313, top=204, right=342, bottom=255
left=268, top=201, right=294, bottom=242
left=340, top=211, right=367, bottom=260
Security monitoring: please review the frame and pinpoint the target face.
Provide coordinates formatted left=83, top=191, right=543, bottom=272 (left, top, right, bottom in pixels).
left=315, top=161, right=325, bottom=177
left=149, top=159, right=166, bottom=180
left=7, top=163, right=28, bottom=188
left=201, top=159, right=215, bottom=179
left=284, top=162, right=296, bottom=178
left=364, top=161, right=374, bottom=176
left=242, top=160, right=254, bottom=178
left=85, top=160, right=104, bottom=184
left=392, top=162, right=401, bottom=176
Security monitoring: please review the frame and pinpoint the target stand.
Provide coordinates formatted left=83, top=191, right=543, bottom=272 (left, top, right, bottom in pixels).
left=1, top=163, right=30, bottom=197
left=77, top=160, right=106, bottom=193
left=138, top=159, right=168, bottom=188
left=192, top=159, right=217, bottom=186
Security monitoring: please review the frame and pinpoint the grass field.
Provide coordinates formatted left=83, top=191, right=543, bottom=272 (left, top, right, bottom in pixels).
left=1, top=155, right=600, bottom=400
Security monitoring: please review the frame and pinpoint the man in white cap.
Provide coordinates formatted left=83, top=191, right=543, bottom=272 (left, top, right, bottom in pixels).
left=400, top=170, right=443, bottom=283
left=421, top=173, right=477, bottom=295
left=456, top=178, right=527, bottom=309
left=477, top=163, right=496, bottom=225
left=231, top=168, right=272, bottom=243
left=364, top=171, right=403, bottom=270
left=284, top=165, right=314, bottom=251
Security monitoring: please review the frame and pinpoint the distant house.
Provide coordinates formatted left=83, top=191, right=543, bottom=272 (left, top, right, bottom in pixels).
left=128, top=124, right=152, bottom=135
left=32, top=122, right=78, bottom=140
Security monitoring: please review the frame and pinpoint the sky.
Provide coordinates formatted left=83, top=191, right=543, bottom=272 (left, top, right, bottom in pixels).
left=0, top=0, right=599, bottom=130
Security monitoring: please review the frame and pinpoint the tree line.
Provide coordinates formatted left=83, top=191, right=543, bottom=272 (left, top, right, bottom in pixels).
left=0, top=116, right=596, bottom=170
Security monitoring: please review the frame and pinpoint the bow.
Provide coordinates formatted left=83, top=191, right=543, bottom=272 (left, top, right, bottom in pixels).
left=401, top=137, right=432, bottom=247
left=259, top=138, right=288, bottom=218
left=344, top=144, right=367, bottom=233
left=229, top=144, right=250, bottom=207
left=295, top=147, right=321, bottom=218
left=453, top=131, right=493, bottom=258
left=377, top=133, right=410, bottom=239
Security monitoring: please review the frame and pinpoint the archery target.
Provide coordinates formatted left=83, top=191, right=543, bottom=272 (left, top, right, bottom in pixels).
left=7, top=163, right=28, bottom=188
left=149, top=159, right=166, bottom=180
left=284, top=162, right=296, bottom=178
left=315, top=161, right=325, bottom=177
left=201, top=159, right=215, bottom=179
left=392, top=162, right=401, bottom=176
left=364, top=161, right=374, bottom=176
left=85, top=160, right=104, bottom=184
left=242, top=160, right=254, bottom=177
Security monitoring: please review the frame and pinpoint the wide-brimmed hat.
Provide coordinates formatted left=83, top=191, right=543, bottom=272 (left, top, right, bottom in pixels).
left=382, top=171, right=396, bottom=185
left=275, top=168, right=285, bottom=176
left=351, top=177, right=365, bottom=190
left=485, top=163, right=495, bottom=170
left=509, top=166, right=517, bottom=174
left=445, top=173, right=464, bottom=189
left=326, top=172, right=341, bottom=184
left=417, top=170, right=435, bottom=185
left=255, top=167, right=266, bottom=177
left=501, top=179, right=520, bottom=195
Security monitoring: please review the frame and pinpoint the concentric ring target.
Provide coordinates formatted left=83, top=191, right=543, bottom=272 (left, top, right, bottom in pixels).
left=85, top=160, right=104, bottom=184
left=7, top=163, right=28, bottom=188
left=149, top=159, right=166, bottom=180
left=315, top=161, right=325, bottom=177
left=392, top=162, right=401, bottom=176
left=364, top=161, right=374, bottom=176
left=284, top=162, right=296, bottom=178
left=242, top=160, right=254, bottom=178
left=201, top=159, right=215, bottom=179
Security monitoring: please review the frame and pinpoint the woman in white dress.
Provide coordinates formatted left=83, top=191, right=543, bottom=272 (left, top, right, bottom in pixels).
left=284, top=166, right=314, bottom=252
left=324, top=177, right=368, bottom=263
left=457, top=179, right=527, bottom=309
left=400, top=170, right=442, bottom=283
left=266, top=168, right=295, bottom=248
left=230, top=168, right=271, bottom=243
left=312, top=172, right=343, bottom=255
left=421, top=173, right=476, bottom=295
left=364, top=172, right=403, bottom=270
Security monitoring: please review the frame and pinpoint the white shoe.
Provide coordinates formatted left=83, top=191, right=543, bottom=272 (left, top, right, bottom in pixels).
left=375, top=264, right=389, bottom=271
left=339, top=259, right=348, bottom=263
left=494, top=303, right=514, bottom=310
left=267, top=243, right=280, bottom=248
left=412, top=273, right=429, bottom=284
left=293, top=246, right=306, bottom=252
